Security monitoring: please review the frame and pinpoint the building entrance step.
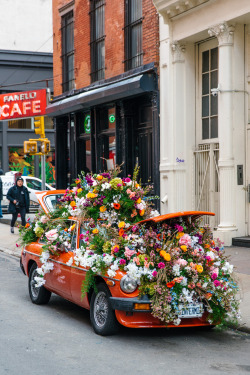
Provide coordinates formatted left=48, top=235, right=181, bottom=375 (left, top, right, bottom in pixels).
left=232, top=237, right=250, bottom=247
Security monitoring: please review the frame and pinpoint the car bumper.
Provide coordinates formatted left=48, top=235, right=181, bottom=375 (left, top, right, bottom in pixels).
left=109, top=295, right=152, bottom=312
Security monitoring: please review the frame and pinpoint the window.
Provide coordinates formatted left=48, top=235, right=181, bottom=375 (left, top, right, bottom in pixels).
left=124, top=0, right=143, bottom=71
left=8, top=118, right=32, bottom=129
left=201, top=46, right=218, bottom=139
left=61, top=11, right=74, bottom=92
left=90, top=0, right=105, bottom=82
left=78, top=113, right=92, bottom=173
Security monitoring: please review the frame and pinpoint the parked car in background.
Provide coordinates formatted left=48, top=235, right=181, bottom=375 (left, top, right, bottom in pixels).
left=1, top=171, right=55, bottom=211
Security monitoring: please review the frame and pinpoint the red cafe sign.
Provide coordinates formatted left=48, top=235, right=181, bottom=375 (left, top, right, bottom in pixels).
left=0, top=89, right=47, bottom=121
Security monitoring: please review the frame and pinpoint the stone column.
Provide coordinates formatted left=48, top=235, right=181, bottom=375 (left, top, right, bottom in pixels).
left=170, top=41, right=187, bottom=212
left=208, top=23, right=236, bottom=233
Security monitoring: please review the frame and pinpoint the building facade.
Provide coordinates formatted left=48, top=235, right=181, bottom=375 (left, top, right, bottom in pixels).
left=47, top=0, right=160, bottom=203
left=0, top=0, right=55, bottom=184
left=153, top=0, right=250, bottom=244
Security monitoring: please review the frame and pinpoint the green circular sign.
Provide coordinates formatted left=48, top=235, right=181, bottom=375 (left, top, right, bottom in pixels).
left=84, top=114, right=91, bottom=134
left=109, top=114, right=115, bottom=123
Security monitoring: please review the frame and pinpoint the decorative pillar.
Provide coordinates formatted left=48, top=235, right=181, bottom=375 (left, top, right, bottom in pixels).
left=170, top=41, right=187, bottom=212
left=208, top=23, right=236, bottom=232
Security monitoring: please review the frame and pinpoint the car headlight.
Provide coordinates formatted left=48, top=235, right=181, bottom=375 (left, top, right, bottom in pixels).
left=120, top=275, right=138, bottom=293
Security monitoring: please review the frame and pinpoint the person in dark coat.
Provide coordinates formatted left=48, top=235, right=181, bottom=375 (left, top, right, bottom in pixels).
left=7, top=176, right=30, bottom=233
left=0, top=169, right=3, bottom=218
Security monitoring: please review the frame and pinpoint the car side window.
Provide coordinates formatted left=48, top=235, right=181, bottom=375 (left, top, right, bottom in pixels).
left=26, top=178, right=42, bottom=190
left=70, top=221, right=77, bottom=251
left=80, top=224, right=88, bottom=247
left=44, top=195, right=63, bottom=212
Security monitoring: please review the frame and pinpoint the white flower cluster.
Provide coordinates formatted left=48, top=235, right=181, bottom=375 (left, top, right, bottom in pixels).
left=35, top=250, right=54, bottom=287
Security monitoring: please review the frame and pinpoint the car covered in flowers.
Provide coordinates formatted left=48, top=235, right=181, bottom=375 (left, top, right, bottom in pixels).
left=19, top=168, right=239, bottom=335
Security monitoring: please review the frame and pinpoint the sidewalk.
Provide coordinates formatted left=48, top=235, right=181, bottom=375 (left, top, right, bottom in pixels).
left=0, top=219, right=249, bottom=333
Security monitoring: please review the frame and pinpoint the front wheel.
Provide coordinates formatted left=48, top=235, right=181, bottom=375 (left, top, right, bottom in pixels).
left=28, top=263, right=51, bottom=305
left=90, top=283, right=119, bottom=336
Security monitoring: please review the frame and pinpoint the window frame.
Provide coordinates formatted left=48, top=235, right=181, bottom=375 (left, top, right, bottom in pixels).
left=61, top=10, right=75, bottom=92
left=197, top=39, right=219, bottom=144
left=90, top=0, right=105, bottom=83
left=124, top=0, right=143, bottom=71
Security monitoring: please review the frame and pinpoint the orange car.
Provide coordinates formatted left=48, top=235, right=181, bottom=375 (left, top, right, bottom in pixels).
left=20, top=190, right=217, bottom=335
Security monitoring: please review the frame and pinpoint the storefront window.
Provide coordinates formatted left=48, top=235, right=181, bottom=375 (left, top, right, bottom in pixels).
left=98, top=107, right=116, bottom=170
left=8, top=118, right=32, bottom=129
left=8, top=147, right=34, bottom=175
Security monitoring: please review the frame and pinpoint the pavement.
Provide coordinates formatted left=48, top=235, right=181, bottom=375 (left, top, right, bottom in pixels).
left=0, top=213, right=250, bottom=333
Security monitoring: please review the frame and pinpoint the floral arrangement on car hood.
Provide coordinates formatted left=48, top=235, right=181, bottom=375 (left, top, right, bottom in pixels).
left=73, top=215, right=240, bottom=326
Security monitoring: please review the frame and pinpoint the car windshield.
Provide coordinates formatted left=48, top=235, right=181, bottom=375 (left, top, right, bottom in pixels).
left=43, top=194, right=64, bottom=212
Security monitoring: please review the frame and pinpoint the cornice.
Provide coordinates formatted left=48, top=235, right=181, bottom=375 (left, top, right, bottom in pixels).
left=153, top=0, right=212, bottom=19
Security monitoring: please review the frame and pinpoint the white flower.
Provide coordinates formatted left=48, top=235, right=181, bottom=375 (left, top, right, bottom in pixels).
left=101, top=182, right=111, bottom=191
left=221, top=261, right=234, bottom=274
left=34, top=276, right=46, bottom=288
left=172, top=264, right=180, bottom=276
left=173, top=318, right=181, bottom=326
left=180, top=277, right=187, bottom=286
left=107, top=269, right=116, bottom=278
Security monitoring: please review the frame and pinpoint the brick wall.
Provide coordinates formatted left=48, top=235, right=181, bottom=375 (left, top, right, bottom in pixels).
left=53, top=0, right=159, bottom=96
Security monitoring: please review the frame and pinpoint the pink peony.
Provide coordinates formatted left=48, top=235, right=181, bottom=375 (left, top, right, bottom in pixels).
left=124, top=247, right=137, bottom=259
left=45, top=229, right=58, bottom=242
left=176, top=258, right=188, bottom=267
left=152, top=270, right=158, bottom=277
left=179, top=234, right=192, bottom=247
left=211, top=272, right=218, bottom=280
left=119, top=259, right=126, bottom=265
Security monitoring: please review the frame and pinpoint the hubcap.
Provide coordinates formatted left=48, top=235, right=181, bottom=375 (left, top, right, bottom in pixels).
left=30, top=269, right=39, bottom=298
left=94, top=291, right=108, bottom=328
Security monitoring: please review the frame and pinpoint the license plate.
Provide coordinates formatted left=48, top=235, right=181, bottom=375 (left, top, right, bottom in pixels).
left=178, top=303, right=204, bottom=318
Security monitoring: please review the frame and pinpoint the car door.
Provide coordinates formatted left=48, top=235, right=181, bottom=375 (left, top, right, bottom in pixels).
left=43, top=219, right=78, bottom=299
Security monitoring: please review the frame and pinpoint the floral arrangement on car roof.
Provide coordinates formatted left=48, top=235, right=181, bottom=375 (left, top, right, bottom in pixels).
left=19, top=166, right=240, bottom=326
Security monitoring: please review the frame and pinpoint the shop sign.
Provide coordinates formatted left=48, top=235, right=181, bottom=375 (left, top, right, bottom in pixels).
left=109, top=114, right=115, bottom=123
left=0, top=89, right=47, bottom=121
left=84, top=114, right=91, bottom=134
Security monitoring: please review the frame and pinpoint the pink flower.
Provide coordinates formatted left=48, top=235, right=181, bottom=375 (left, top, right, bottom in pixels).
left=16, top=243, right=19, bottom=247
left=45, top=229, right=58, bottom=242
left=179, top=234, right=192, bottom=247
left=214, top=280, right=221, bottom=287
left=152, top=270, right=158, bottom=277
left=176, top=258, right=188, bottom=267
left=124, top=247, right=137, bottom=259
left=211, top=272, right=218, bottom=280
left=119, top=259, right=126, bottom=265
left=79, top=234, right=85, bottom=240
left=158, top=262, right=165, bottom=269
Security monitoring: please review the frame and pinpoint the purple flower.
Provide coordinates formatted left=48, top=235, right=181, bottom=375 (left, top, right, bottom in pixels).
left=158, top=262, right=165, bottom=269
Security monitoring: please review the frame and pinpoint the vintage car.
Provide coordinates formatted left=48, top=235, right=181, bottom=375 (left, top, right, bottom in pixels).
left=19, top=190, right=230, bottom=336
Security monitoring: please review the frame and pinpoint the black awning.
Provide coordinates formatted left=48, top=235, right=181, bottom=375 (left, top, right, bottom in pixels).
left=46, top=73, right=155, bottom=117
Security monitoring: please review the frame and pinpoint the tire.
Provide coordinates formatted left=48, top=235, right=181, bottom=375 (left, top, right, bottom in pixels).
left=90, top=283, right=119, bottom=336
left=28, top=263, right=51, bottom=305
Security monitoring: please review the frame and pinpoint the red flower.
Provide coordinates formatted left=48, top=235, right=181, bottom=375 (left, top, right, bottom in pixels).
left=119, top=229, right=124, bottom=236
left=166, top=281, right=175, bottom=288
left=113, top=203, right=121, bottom=210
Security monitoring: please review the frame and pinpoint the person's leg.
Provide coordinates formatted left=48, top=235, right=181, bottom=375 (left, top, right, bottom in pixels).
left=20, top=207, right=26, bottom=226
left=11, top=211, right=18, bottom=230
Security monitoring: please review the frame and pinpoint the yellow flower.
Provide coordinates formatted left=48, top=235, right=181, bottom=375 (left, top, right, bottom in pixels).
left=70, top=201, right=76, bottom=207
left=100, top=206, right=106, bottom=212
left=70, top=224, right=76, bottom=231
left=181, top=245, right=187, bottom=252
left=196, top=264, right=203, bottom=273
left=135, top=183, right=140, bottom=188
left=77, top=188, right=82, bottom=193
left=75, top=179, right=81, bottom=184
left=97, top=175, right=103, bottom=180
left=139, top=209, right=145, bottom=216
left=87, top=192, right=97, bottom=199
left=118, top=221, right=125, bottom=228
left=160, top=250, right=171, bottom=261
left=92, top=228, right=99, bottom=234
left=176, top=232, right=184, bottom=239
left=136, top=197, right=141, bottom=204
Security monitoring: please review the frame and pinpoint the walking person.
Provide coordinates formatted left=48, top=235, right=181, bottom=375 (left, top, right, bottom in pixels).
left=0, top=169, right=4, bottom=218
left=7, top=177, right=30, bottom=233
